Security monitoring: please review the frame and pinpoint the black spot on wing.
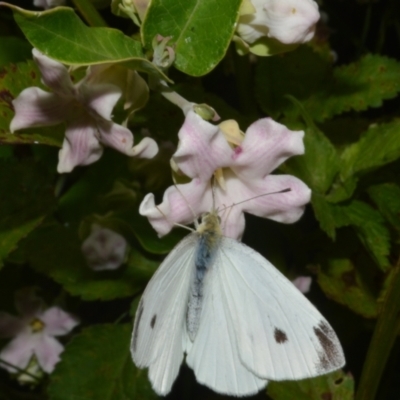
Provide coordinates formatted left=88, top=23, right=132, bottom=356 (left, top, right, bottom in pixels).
left=151, top=314, right=157, bottom=329
left=132, top=300, right=144, bottom=353
left=314, top=321, right=342, bottom=372
left=274, top=328, right=288, bottom=344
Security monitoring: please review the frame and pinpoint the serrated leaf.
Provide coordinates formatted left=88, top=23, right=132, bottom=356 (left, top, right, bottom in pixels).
left=0, top=160, right=56, bottom=268
left=3, top=4, right=168, bottom=80
left=255, top=47, right=400, bottom=121
left=48, top=324, right=157, bottom=400
left=317, top=258, right=378, bottom=318
left=368, top=183, right=400, bottom=231
left=141, top=0, right=241, bottom=76
left=268, top=370, right=354, bottom=400
left=310, top=194, right=338, bottom=240
left=0, top=60, right=64, bottom=146
left=24, top=224, right=158, bottom=300
left=336, top=201, right=390, bottom=271
left=282, top=97, right=340, bottom=194
left=340, top=120, right=400, bottom=180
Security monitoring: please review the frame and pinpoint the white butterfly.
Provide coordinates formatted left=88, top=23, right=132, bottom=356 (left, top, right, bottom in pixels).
left=131, top=209, right=345, bottom=396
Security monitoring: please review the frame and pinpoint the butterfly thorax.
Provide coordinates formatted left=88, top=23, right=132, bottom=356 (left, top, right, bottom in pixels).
left=187, top=211, right=222, bottom=341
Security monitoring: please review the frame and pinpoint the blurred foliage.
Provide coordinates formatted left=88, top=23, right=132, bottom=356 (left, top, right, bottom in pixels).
left=1, top=0, right=400, bottom=399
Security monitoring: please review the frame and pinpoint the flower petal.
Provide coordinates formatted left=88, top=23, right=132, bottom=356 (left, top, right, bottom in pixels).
left=139, top=179, right=212, bottom=237
left=231, top=118, right=305, bottom=180
left=262, top=0, right=320, bottom=44
left=10, top=87, right=71, bottom=132
left=32, top=49, right=75, bottom=95
left=15, top=287, right=45, bottom=320
left=0, top=333, right=36, bottom=372
left=173, top=111, right=233, bottom=180
left=292, top=276, right=312, bottom=294
left=34, top=335, right=64, bottom=373
left=238, top=174, right=311, bottom=223
left=0, top=312, right=25, bottom=338
left=97, top=120, right=134, bottom=154
left=40, top=307, right=79, bottom=336
left=57, top=118, right=103, bottom=173
left=131, top=137, right=159, bottom=159
left=79, top=82, right=122, bottom=120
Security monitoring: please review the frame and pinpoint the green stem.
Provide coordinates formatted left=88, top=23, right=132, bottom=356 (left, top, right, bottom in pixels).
left=358, top=1, right=373, bottom=56
left=72, top=0, right=108, bottom=27
left=355, top=258, right=400, bottom=400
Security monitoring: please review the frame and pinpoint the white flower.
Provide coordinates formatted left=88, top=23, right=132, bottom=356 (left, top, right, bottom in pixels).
left=81, top=225, right=128, bottom=271
left=0, top=288, right=79, bottom=374
left=10, top=49, right=158, bottom=173
left=237, top=0, right=320, bottom=45
left=292, top=276, right=312, bottom=293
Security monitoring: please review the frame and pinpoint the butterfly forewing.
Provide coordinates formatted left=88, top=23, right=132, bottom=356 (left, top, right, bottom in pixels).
left=218, top=237, right=345, bottom=381
left=185, top=252, right=267, bottom=396
left=131, top=233, right=198, bottom=395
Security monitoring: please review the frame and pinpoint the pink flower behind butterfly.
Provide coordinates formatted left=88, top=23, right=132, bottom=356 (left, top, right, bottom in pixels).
left=140, top=111, right=311, bottom=239
left=0, top=288, right=79, bottom=374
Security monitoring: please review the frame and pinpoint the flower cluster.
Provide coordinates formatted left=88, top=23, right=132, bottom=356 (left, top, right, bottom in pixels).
left=0, top=288, right=78, bottom=376
left=140, top=111, right=311, bottom=239
left=10, top=49, right=158, bottom=173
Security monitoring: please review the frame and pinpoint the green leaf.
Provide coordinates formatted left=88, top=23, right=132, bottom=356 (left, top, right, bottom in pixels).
left=0, top=60, right=64, bottom=146
left=5, top=4, right=168, bottom=79
left=317, top=258, right=378, bottom=318
left=368, top=183, right=400, bottom=232
left=340, top=120, right=400, bottom=180
left=268, top=370, right=354, bottom=400
left=336, top=201, right=390, bottom=271
left=141, top=0, right=242, bottom=76
left=0, top=36, right=32, bottom=66
left=24, top=224, right=158, bottom=300
left=255, top=47, right=400, bottom=121
left=282, top=98, right=340, bottom=194
left=0, top=160, right=56, bottom=268
left=310, top=194, right=339, bottom=240
left=48, top=324, right=157, bottom=400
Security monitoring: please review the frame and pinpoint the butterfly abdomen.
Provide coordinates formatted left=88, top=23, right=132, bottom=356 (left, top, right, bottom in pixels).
left=187, top=212, right=222, bottom=342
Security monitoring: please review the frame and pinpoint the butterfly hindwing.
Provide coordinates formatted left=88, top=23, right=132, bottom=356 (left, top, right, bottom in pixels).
left=131, top=233, right=197, bottom=396
left=219, top=237, right=345, bottom=381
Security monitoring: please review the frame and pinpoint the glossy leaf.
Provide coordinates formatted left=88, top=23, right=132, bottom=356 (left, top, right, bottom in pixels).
left=141, top=0, right=242, bottom=76
left=48, top=324, right=157, bottom=400
left=4, top=4, right=168, bottom=79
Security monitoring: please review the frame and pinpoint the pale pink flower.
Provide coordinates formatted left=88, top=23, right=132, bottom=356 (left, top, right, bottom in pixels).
left=10, top=49, right=158, bottom=173
left=140, top=111, right=311, bottom=239
left=292, top=276, right=312, bottom=294
left=33, top=0, right=65, bottom=9
left=81, top=224, right=128, bottom=271
left=0, top=288, right=79, bottom=374
left=237, top=0, right=320, bottom=45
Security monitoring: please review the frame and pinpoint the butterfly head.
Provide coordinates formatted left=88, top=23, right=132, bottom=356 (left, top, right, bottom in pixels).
left=197, top=210, right=222, bottom=236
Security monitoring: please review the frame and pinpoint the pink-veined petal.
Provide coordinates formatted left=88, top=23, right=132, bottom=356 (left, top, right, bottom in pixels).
left=34, top=335, right=64, bottom=373
left=40, top=307, right=79, bottom=336
left=79, top=83, right=122, bottom=120
left=139, top=179, right=212, bottom=237
left=131, top=137, right=159, bottom=159
left=236, top=174, right=311, bottom=223
left=231, top=118, right=305, bottom=180
left=32, top=49, right=75, bottom=96
left=57, top=118, right=103, bottom=173
left=173, top=111, right=233, bottom=180
left=10, top=88, right=71, bottom=132
left=97, top=120, right=134, bottom=154
left=0, top=333, right=36, bottom=372
left=15, top=288, right=45, bottom=320
left=0, top=312, right=25, bottom=338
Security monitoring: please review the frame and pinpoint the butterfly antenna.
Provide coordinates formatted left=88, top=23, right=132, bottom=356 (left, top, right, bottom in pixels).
left=173, top=184, right=200, bottom=229
left=218, top=188, right=292, bottom=213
